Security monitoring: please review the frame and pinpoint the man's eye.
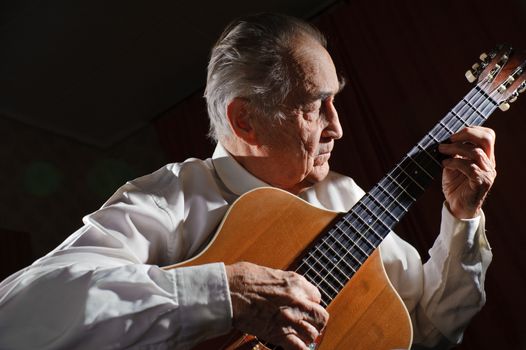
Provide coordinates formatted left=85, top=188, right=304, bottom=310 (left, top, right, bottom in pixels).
left=320, top=98, right=329, bottom=112
left=321, top=96, right=336, bottom=111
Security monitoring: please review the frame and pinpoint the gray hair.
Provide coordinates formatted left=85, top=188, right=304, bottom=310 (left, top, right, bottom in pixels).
left=204, top=13, right=327, bottom=142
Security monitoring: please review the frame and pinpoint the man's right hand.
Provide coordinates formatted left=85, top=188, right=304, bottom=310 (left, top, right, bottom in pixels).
left=225, top=261, right=329, bottom=350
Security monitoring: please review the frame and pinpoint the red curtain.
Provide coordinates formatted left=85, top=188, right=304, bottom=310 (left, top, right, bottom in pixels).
left=155, top=1, right=526, bottom=348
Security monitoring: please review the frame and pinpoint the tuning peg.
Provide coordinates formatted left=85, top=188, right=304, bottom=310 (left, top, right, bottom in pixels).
left=508, top=91, right=519, bottom=103
left=479, top=52, right=488, bottom=62
left=499, top=102, right=510, bottom=111
left=519, top=82, right=526, bottom=94
left=465, top=69, right=477, bottom=83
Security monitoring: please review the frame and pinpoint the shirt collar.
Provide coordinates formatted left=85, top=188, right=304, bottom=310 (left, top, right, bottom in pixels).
left=212, top=143, right=269, bottom=196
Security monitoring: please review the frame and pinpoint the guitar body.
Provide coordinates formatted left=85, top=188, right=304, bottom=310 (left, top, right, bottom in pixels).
left=164, top=187, right=412, bottom=350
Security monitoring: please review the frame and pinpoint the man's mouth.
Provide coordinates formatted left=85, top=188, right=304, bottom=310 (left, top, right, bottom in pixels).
left=315, top=152, right=331, bottom=164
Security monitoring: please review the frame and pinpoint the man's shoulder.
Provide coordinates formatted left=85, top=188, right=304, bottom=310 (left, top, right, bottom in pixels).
left=131, top=157, right=212, bottom=185
left=102, top=156, right=216, bottom=206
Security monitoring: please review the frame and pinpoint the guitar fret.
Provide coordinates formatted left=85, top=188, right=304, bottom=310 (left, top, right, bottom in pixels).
left=357, top=228, right=381, bottom=249
left=307, top=254, right=344, bottom=291
left=301, top=259, right=349, bottom=305
left=321, top=244, right=357, bottom=279
left=336, top=225, right=370, bottom=264
left=336, top=219, right=371, bottom=257
left=395, top=164, right=425, bottom=192
left=406, top=154, right=435, bottom=180
left=386, top=173, right=416, bottom=201
left=346, top=220, right=377, bottom=250
left=316, top=236, right=351, bottom=276
left=365, top=193, right=399, bottom=223
left=360, top=200, right=398, bottom=237
left=354, top=201, right=391, bottom=240
left=302, top=268, right=333, bottom=305
left=327, top=227, right=362, bottom=276
left=480, top=98, right=498, bottom=120
left=481, top=102, right=495, bottom=116
left=302, top=254, right=340, bottom=292
left=438, top=120, right=455, bottom=135
left=454, top=97, right=496, bottom=124
left=314, top=241, right=353, bottom=284
left=342, top=212, right=381, bottom=247
left=303, top=255, right=334, bottom=286
left=325, top=228, right=362, bottom=271
left=462, top=97, right=487, bottom=120
left=415, top=143, right=442, bottom=167
left=476, top=87, right=497, bottom=118
left=475, top=86, right=498, bottom=107
left=326, top=230, right=362, bottom=269
left=298, top=229, right=363, bottom=298
left=450, top=110, right=470, bottom=127
left=450, top=105, right=477, bottom=130
left=377, top=182, right=409, bottom=212
left=427, top=131, right=441, bottom=143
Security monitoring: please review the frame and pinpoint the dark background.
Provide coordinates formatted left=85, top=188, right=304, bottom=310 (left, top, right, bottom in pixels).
left=2, top=0, right=525, bottom=348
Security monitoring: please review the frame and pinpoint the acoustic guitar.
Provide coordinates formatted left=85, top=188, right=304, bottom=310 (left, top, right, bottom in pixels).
left=164, top=45, right=525, bottom=350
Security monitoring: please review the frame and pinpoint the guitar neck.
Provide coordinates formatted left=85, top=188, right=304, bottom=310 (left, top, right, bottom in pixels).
left=296, top=86, right=498, bottom=306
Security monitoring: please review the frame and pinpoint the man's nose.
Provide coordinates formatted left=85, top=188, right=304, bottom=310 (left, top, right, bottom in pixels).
left=323, top=101, right=343, bottom=140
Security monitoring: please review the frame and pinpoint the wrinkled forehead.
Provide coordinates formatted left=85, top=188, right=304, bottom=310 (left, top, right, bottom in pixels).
left=287, top=36, right=342, bottom=104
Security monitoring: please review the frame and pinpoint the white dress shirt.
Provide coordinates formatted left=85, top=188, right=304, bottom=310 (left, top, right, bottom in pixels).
left=0, top=143, right=492, bottom=349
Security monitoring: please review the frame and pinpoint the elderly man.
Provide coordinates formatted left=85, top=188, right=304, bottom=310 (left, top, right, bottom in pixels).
left=0, top=13, right=495, bottom=350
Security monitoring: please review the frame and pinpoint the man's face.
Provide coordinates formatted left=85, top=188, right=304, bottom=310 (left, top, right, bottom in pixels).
left=252, top=37, right=343, bottom=194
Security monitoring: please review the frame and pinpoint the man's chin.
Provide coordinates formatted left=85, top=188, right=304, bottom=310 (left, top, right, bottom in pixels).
left=306, top=163, right=330, bottom=184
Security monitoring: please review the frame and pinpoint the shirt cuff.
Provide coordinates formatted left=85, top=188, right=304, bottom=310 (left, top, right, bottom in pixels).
left=171, top=262, right=233, bottom=340
left=440, top=203, right=489, bottom=257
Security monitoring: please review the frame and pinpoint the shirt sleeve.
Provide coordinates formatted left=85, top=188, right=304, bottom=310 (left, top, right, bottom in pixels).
left=381, top=204, right=492, bottom=349
left=0, top=165, right=233, bottom=349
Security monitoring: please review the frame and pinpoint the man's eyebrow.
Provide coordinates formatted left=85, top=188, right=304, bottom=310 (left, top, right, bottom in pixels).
left=313, top=77, right=346, bottom=101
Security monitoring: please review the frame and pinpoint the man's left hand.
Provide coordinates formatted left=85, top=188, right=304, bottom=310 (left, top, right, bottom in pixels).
left=438, top=126, right=497, bottom=219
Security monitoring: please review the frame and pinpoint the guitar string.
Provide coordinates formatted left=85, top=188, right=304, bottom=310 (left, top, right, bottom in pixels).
left=292, top=75, right=501, bottom=305
left=262, top=77, right=504, bottom=350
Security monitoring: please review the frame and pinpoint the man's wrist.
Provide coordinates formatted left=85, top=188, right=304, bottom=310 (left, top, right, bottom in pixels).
left=445, top=201, right=481, bottom=220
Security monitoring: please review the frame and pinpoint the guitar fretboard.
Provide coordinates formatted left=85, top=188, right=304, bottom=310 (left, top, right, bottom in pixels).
left=295, top=86, right=498, bottom=306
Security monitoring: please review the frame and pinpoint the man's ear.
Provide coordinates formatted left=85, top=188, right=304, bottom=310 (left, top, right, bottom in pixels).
left=226, top=97, right=259, bottom=145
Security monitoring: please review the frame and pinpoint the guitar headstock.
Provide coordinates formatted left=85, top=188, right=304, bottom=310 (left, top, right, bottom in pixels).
left=465, top=45, right=526, bottom=111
